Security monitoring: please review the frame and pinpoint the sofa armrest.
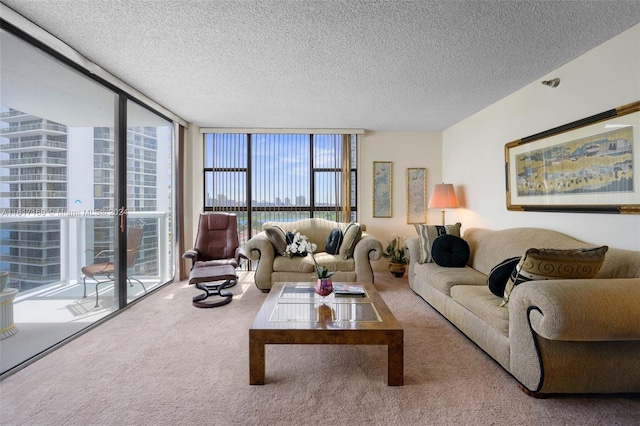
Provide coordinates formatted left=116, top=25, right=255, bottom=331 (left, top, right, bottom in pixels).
left=509, top=277, right=640, bottom=393
left=353, top=234, right=383, bottom=283
left=244, top=233, right=275, bottom=290
left=405, top=237, right=420, bottom=287
left=510, top=278, right=640, bottom=341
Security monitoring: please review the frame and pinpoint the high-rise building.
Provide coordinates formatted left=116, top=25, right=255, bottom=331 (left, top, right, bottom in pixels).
left=0, top=109, right=67, bottom=290
left=0, top=108, right=162, bottom=290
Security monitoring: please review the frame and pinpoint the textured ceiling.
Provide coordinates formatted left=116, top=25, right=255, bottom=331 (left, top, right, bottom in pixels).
left=2, top=1, right=640, bottom=130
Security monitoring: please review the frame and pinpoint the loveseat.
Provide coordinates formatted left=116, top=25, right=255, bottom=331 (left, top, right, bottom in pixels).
left=406, top=226, right=640, bottom=396
left=244, top=218, right=383, bottom=291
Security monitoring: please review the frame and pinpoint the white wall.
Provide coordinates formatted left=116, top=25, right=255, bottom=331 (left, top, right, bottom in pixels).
left=359, top=131, right=442, bottom=270
left=442, top=24, right=640, bottom=251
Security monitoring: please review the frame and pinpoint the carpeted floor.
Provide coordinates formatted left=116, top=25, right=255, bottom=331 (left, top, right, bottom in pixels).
left=1, top=272, right=638, bottom=425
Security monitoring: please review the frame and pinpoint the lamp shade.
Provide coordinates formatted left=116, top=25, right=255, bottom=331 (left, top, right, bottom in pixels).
left=428, top=183, right=459, bottom=209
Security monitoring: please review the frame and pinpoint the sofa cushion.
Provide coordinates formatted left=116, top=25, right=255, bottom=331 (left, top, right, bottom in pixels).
left=502, top=246, right=609, bottom=305
left=451, top=285, right=510, bottom=337
left=264, top=225, right=288, bottom=255
left=339, top=223, right=362, bottom=259
left=414, top=222, right=462, bottom=263
left=272, top=251, right=353, bottom=274
left=325, top=228, right=343, bottom=255
left=272, top=254, right=316, bottom=273
left=415, top=263, right=486, bottom=297
left=487, top=257, right=521, bottom=297
left=313, top=251, right=354, bottom=272
left=431, top=234, right=470, bottom=267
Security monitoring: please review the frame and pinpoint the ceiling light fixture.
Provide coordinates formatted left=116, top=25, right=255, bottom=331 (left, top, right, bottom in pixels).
left=541, top=78, right=560, bottom=88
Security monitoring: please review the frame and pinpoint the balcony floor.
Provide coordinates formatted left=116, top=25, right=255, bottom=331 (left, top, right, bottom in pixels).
left=1, top=279, right=156, bottom=374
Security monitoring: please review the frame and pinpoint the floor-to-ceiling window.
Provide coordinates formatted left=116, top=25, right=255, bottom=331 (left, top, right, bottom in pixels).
left=203, top=132, right=358, bottom=243
left=0, top=24, right=175, bottom=377
left=126, top=100, right=174, bottom=303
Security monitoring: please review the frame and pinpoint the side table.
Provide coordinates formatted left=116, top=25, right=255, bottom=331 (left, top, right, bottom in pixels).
left=0, top=288, right=19, bottom=340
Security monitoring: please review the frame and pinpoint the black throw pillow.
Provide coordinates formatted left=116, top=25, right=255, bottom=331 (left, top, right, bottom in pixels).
left=431, top=234, right=470, bottom=268
left=325, top=228, right=343, bottom=255
left=487, top=257, right=521, bottom=297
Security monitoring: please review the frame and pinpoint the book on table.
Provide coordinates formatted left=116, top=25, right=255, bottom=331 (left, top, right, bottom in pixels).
left=333, top=284, right=366, bottom=297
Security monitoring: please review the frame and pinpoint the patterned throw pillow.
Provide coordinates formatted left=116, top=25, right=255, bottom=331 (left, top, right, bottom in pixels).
left=264, top=225, right=288, bottom=255
left=413, top=223, right=462, bottom=264
left=339, top=223, right=362, bottom=260
left=501, top=246, right=608, bottom=306
left=487, top=257, right=521, bottom=297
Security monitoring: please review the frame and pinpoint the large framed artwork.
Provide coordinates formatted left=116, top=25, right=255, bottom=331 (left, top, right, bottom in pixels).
left=505, top=101, right=640, bottom=214
left=373, top=161, right=392, bottom=217
left=406, top=168, right=427, bottom=223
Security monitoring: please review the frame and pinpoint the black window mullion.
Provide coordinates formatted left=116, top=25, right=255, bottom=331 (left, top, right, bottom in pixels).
left=309, top=134, right=315, bottom=217
left=115, top=94, right=128, bottom=309
left=247, top=134, right=252, bottom=236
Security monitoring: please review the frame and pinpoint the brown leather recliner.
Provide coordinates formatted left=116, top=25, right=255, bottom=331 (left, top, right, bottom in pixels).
left=182, top=213, right=242, bottom=307
left=183, top=212, right=240, bottom=270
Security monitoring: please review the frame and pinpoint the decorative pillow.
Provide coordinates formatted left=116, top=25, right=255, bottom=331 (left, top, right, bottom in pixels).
left=431, top=234, right=470, bottom=268
left=264, top=225, right=288, bottom=255
left=413, top=222, right=462, bottom=264
left=325, top=228, right=343, bottom=255
left=487, top=257, right=521, bottom=297
left=339, top=223, right=362, bottom=259
left=501, top=246, right=609, bottom=306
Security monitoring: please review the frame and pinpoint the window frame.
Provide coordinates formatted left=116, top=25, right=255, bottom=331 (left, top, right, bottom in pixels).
left=203, top=132, right=358, bottom=240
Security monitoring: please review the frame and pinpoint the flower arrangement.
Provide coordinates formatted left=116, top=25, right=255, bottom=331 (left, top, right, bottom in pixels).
left=383, top=235, right=407, bottom=264
left=284, top=231, right=312, bottom=257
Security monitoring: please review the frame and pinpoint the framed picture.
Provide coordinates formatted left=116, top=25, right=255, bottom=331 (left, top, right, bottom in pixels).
left=373, top=161, right=392, bottom=217
left=406, top=168, right=427, bottom=223
left=505, top=101, right=640, bottom=214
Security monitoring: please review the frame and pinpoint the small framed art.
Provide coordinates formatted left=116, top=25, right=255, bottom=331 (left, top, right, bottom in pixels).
left=373, top=161, right=392, bottom=217
left=406, top=168, right=427, bottom=223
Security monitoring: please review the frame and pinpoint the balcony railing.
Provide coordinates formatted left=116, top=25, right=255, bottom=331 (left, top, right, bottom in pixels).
left=0, top=174, right=67, bottom=182
left=0, top=191, right=67, bottom=198
left=0, top=139, right=67, bottom=151
left=0, top=211, right=172, bottom=291
left=0, top=157, right=67, bottom=166
left=0, top=123, right=67, bottom=135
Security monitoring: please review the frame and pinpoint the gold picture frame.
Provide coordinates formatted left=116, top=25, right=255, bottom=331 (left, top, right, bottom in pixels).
left=406, top=168, right=427, bottom=223
left=373, top=161, right=392, bottom=217
left=505, top=101, right=640, bottom=214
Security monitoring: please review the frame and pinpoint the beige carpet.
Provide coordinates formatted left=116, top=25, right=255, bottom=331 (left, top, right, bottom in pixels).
left=1, top=272, right=638, bottom=426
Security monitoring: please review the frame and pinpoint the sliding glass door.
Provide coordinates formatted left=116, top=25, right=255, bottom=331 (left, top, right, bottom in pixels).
left=125, top=101, right=174, bottom=303
left=0, top=25, right=175, bottom=377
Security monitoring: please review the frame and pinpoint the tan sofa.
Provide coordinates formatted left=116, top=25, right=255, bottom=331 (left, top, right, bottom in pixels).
left=406, top=227, right=640, bottom=396
left=244, top=218, right=383, bottom=291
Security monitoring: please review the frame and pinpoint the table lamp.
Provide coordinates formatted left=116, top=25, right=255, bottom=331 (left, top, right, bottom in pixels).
left=428, top=183, right=459, bottom=225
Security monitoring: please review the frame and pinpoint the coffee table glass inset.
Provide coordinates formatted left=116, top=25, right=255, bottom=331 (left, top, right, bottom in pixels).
left=249, top=282, right=403, bottom=385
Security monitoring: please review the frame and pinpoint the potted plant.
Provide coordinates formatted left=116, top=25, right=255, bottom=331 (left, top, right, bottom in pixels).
left=383, top=235, right=407, bottom=277
left=302, top=240, right=336, bottom=298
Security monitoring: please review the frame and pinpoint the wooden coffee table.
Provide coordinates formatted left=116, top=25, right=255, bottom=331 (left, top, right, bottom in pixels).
left=249, top=282, right=403, bottom=386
